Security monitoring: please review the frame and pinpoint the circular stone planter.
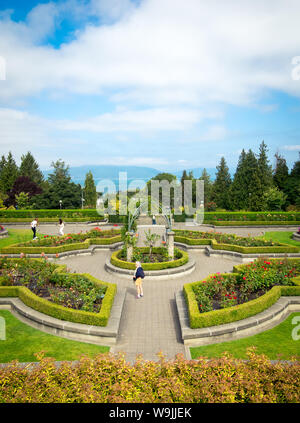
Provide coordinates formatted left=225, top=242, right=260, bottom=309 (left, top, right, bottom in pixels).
left=106, top=249, right=195, bottom=279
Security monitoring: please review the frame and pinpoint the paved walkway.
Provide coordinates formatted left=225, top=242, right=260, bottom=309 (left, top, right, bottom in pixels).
left=60, top=249, right=240, bottom=364
left=4, top=222, right=298, bottom=364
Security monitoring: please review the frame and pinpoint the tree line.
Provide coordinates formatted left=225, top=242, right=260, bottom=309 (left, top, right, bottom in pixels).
left=0, top=141, right=299, bottom=211
left=0, top=153, right=97, bottom=209
left=151, top=141, right=299, bottom=212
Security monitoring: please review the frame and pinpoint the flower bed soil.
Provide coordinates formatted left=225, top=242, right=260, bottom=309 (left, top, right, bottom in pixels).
left=193, top=258, right=300, bottom=313
left=0, top=258, right=106, bottom=313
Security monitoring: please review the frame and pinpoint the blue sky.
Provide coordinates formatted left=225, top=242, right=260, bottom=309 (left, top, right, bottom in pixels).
left=0, top=0, right=299, bottom=173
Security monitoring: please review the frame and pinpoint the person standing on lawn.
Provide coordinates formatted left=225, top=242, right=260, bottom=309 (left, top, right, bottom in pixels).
left=133, top=261, right=145, bottom=299
left=31, top=218, right=38, bottom=239
left=58, top=219, right=65, bottom=236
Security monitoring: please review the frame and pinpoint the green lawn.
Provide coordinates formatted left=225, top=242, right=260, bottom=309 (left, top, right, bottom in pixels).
left=0, top=229, right=38, bottom=249
left=0, top=310, right=109, bottom=363
left=190, top=312, right=300, bottom=360
left=261, top=231, right=300, bottom=251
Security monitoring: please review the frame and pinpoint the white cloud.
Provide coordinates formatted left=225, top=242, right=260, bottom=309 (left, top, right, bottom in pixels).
left=200, top=125, right=228, bottom=141
left=56, top=107, right=205, bottom=132
left=283, top=145, right=300, bottom=151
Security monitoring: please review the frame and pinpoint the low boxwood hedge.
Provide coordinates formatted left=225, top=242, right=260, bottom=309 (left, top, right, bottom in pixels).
left=0, top=260, right=116, bottom=326
left=111, top=248, right=189, bottom=271
left=210, top=220, right=300, bottom=226
left=202, top=211, right=300, bottom=222
left=174, top=232, right=299, bottom=254
left=0, top=218, right=105, bottom=223
left=0, top=209, right=101, bottom=219
left=0, top=235, right=122, bottom=255
left=184, top=259, right=300, bottom=329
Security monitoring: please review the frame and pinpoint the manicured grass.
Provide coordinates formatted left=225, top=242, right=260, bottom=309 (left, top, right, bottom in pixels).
left=0, top=310, right=109, bottom=363
left=262, top=231, right=300, bottom=251
left=0, top=229, right=39, bottom=249
left=190, top=312, right=300, bottom=360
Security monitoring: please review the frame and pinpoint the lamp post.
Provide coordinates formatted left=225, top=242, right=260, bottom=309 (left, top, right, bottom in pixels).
left=59, top=200, right=62, bottom=210
left=81, top=188, right=85, bottom=209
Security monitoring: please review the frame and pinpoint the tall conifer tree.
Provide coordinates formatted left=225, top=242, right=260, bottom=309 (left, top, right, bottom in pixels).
left=212, top=157, right=231, bottom=209
left=84, top=171, right=97, bottom=208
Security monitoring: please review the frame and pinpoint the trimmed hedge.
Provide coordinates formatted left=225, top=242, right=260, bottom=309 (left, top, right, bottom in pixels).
left=0, top=260, right=116, bottom=326
left=111, top=247, right=189, bottom=270
left=174, top=211, right=300, bottom=225
left=0, top=235, right=122, bottom=254
left=0, top=217, right=105, bottom=223
left=211, top=220, right=300, bottom=226
left=184, top=259, right=300, bottom=329
left=174, top=232, right=299, bottom=254
left=202, top=211, right=300, bottom=222
left=0, top=209, right=101, bottom=219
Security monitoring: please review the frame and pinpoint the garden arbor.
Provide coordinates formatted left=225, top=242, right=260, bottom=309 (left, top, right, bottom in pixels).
left=126, top=201, right=175, bottom=261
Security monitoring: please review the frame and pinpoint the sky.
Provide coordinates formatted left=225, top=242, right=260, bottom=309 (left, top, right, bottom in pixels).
left=0, top=0, right=300, bottom=173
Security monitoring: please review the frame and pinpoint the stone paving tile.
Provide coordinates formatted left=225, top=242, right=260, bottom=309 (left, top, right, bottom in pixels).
left=9, top=222, right=289, bottom=364
left=59, top=247, right=240, bottom=364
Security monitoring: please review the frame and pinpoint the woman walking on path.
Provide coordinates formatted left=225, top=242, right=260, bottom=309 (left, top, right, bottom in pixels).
left=31, top=218, right=38, bottom=239
left=133, top=261, right=145, bottom=299
left=58, top=219, right=64, bottom=236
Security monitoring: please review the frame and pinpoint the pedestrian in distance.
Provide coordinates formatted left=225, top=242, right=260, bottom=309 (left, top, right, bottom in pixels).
left=31, top=218, right=38, bottom=240
left=59, top=219, right=64, bottom=236
left=133, top=261, right=145, bottom=299
left=152, top=215, right=156, bottom=225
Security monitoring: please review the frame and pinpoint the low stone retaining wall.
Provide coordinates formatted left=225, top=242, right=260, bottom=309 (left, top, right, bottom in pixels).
left=0, top=242, right=123, bottom=259
left=175, top=242, right=300, bottom=262
left=0, top=230, right=8, bottom=239
left=0, top=287, right=126, bottom=346
left=204, top=245, right=300, bottom=261
left=292, top=232, right=300, bottom=242
left=175, top=292, right=300, bottom=346
left=105, top=256, right=196, bottom=280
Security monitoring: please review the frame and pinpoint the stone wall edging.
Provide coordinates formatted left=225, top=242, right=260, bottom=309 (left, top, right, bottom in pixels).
left=0, top=286, right=126, bottom=346
left=175, top=292, right=300, bottom=347
left=105, top=256, right=196, bottom=280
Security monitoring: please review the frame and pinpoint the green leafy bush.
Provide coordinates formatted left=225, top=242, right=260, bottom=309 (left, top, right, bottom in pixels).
left=0, top=350, right=299, bottom=403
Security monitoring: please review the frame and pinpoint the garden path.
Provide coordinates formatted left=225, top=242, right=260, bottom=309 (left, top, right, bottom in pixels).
left=5, top=223, right=298, bottom=364
left=59, top=249, right=240, bottom=364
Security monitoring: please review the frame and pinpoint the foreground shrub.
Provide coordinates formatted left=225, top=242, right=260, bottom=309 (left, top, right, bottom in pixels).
left=0, top=349, right=299, bottom=403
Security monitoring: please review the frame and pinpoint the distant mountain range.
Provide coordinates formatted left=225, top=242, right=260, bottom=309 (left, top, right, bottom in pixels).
left=41, top=165, right=219, bottom=189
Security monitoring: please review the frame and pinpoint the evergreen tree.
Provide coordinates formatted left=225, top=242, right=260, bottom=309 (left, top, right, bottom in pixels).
left=199, top=168, right=213, bottom=205
left=243, top=150, right=265, bottom=211
left=34, top=159, right=81, bottom=209
left=19, top=152, right=44, bottom=185
left=83, top=171, right=97, bottom=208
left=228, top=149, right=248, bottom=210
left=257, top=141, right=273, bottom=191
left=0, top=152, right=18, bottom=195
left=284, top=153, right=300, bottom=207
left=212, top=157, right=231, bottom=209
left=273, top=152, right=289, bottom=191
